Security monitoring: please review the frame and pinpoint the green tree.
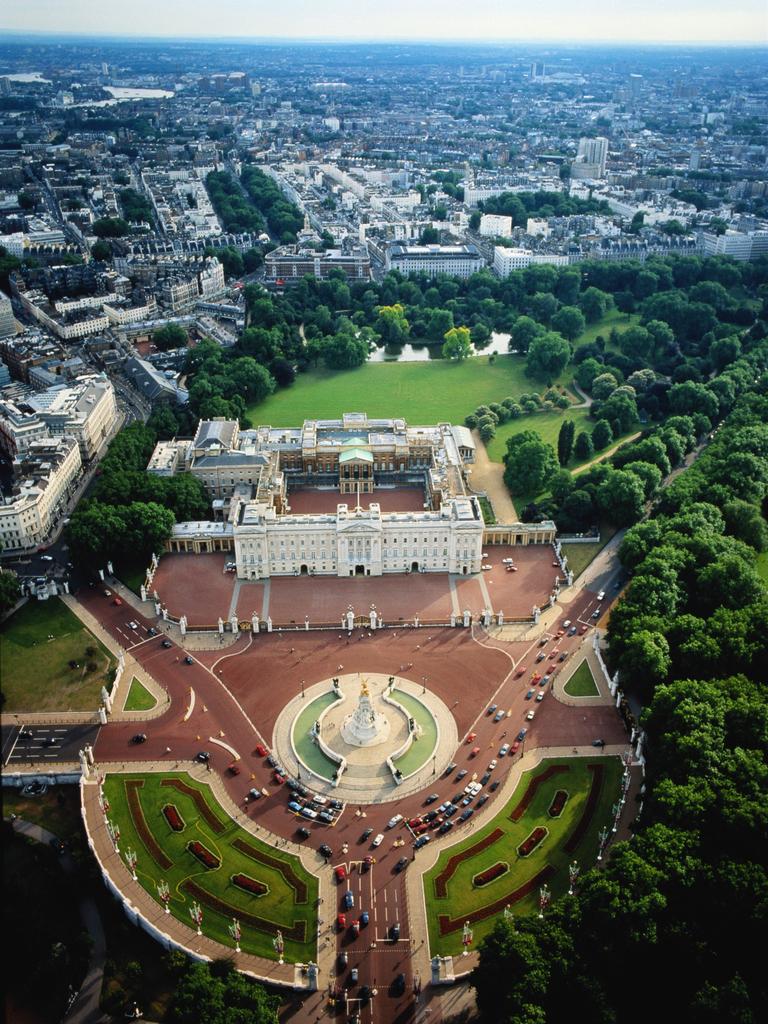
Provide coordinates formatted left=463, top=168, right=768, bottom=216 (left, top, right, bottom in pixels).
left=92, top=217, right=130, bottom=238
left=0, top=569, right=21, bottom=615
left=596, top=468, right=645, bottom=526
left=574, top=431, right=594, bottom=461
left=592, top=419, right=614, bottom=450
left=374, top=304, right=410, bottom=344
left=591, top=373, right=619, bottom=401
left=579, top=286, right=612, bottom=323
left=551, top=305, right=586, bottom=342
left=510, top=315, right=544, bottom=353
left=427, top=308, right=454, bottom=338
left=442, top=325, right=472, bottom=361
left=526, top=332, right=571, bottom=381
left=90, top=239, right=112, bottom=261
left=503, top=431, right=559, bottom=495
left=557, top=419, right=576, bottom=466
left=152, top=323, right=188, bottom=351
left=168, top=960, right=279, bottom=1024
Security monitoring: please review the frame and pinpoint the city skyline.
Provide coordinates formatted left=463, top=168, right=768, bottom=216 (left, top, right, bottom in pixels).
left=2, top=0, right=767, bottom=44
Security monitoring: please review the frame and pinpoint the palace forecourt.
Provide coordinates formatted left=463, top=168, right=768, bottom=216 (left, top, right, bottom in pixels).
left=149, top=412, right=556, bottom=584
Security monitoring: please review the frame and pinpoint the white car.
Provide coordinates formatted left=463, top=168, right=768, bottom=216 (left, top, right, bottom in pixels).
left=526, top=709, right=536, bottom=721
left=481, top=564, right=492, bottom=571
left=563, top=619, right=571, bottom=628
left=372, top=833, right=384, bottom=847
left=488, top=759, right=497, bottom=770
left=128, top=621, right=139, bottom=630
left=387, top=814, right=403, bottom=829
left=597, top=590, right=606, bottom=601
left=502, top=558, right=514, bottom=564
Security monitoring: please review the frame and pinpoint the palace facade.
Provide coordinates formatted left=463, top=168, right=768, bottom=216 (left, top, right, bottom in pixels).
left=149, top=414, right=555, bottom=579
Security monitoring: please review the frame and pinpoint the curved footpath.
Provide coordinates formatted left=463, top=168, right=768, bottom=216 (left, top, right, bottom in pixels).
left=8, top=816, right=109, bottom=1024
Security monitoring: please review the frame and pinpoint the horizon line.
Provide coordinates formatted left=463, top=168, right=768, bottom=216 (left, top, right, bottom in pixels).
left=0, top=30, right=766, bottom=47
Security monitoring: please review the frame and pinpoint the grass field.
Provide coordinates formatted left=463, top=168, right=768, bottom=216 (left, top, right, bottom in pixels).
left=563, top=661, right=600, bottom=697
left=391, top=691, right=438, bottom=777
left=124, top=677, right=157, bottom=712
left=293, top=692, right=339, bottom=780
left=0, top=598, right=115, bottom=712
left=484, top=406, right=593, bottom=464
left=103, top=772, right=318, bottom=963
left=757, top=551, right=768, bottom=583
left=423, top=756, right=622, bottom=956
left=561, top=527, right=617, bottom=579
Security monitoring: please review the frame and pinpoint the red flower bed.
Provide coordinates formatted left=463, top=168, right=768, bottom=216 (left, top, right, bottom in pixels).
left=518, top=826, right=547, bottom=857
left=183, top=880, right=306, bottom=942
left=162, top=804, right=185, bottom=832
left=548, top=790, right=568, bottom=818
left=473, top=862, right=508, bottom=887
left=438, top=864, right=556, bottom=935
left=232, top=838, right=308, bottom=903
left=509, top=764, right=570, bottom=822
left=564, top=763, right=604, bottom=853
left=187, top=840, right=220, bottom=869
left=232, top=873, right=268, bottom=896
left=124, top=780, right=172, bottom=870
left=434, top=828, right=504, bottom=898
left=161, top=778, right=226, bottom=834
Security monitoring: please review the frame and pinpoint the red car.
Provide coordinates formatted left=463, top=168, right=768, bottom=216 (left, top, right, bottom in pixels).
left=531, top=673, right=542, bottom=684
left=511, top=740, right=521, bottom=754
left=350, top=919, right=360, bottom=936
left=515, top=665, right=526, bottom=677
left=465, top=732, right=476, bottom=744
left=112, top=596, right=123, bottom=606
left=273, top=772, right=285, bottom=785
left=580, top=624, right=589, bottom=634
left=413, top=822, right=430, bottom=835
left=470, top=747, right=481, bottom=758
left=255, top=744, right=268, bottom=758
left=408, top=816, right=423, bottom=829
left=337, top=913, right=346, bottom=931
left=227, top=762, right=241, bottom=775
left=335, top=865, right=347, bottom=883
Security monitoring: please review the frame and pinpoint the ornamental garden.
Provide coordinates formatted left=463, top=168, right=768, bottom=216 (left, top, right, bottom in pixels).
left=423, top=755, right=622, bottom=956
left=102, top=773, right=318, bottom=964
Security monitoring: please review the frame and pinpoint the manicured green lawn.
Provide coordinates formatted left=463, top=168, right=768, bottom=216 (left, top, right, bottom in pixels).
left=124, top=677, right=157, bottom=712
left=756, top=551, right=768, bottom=583
left=563, top=661, right=600, bottom=697
left=103, top=772, right=318, bottom=963
left=576, top=310, right=639, bottom=349
left=391, top=691, right=437, bottom=777
left=423, top=756, right=622, bottom=956
left=293, top=692, right=339, bottom=780
left=249, top=355, right=553, bottom=426
left=561, top=526, right=617, bottom=579
left=484, top=406, right=593, bottom=464
left=0, top=598, right=115, bottom=712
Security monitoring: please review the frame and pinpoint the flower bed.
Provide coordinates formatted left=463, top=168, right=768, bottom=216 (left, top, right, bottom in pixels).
left=434, top=828, right=504, bottom=898
left=438, top=864, right=556, bottom=935
left=187, top=840, right=220, bottom=869
left=509, top=764, right=570, bottom=822
left=232, top=873, right=268, bottom=897
left=161, top=778, right=226, bottom=834
left=162, top=804, right=185, bottom=832
left=183, top=879, right=306, bottom=942
left=232, top=837, right=308, bottom=903
left=124, top=779, right=173, bottom=870
left=472, top=862, right=509, bottom=887
left=564, top=763, right=604, bottom=853
left=517, top=826, right=548, bottom=857
left=548, top=790, right=568, bottom=818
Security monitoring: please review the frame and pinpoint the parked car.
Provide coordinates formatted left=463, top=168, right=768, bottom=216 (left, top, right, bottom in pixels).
left=395, top=857, right=409, bottom=872
left=343, top=890, right=354, bottom=909
left=319, top=844, right=332, bottom=858
left=493, top=709, right=505, bottom=721
left=525, top=689, right=534, bottom=700
left=456, top=768, right=468, bottom=780
left=338, top=951, right=348, bottom=969
left=486, top=704, right=497, bottom=715
left=536, top=691, right=545, bottom=702
left=459, top=808, right=474, bottom=821
left=337, top=913, right=346, bottom=931
left=394, top=973, right=406, bottom=995
left=476, top=794, right=489, bottom=807
left=255, top=743, right=268, bottom=757
left=489, top=781, right=500, bottom=792
left=161, top=638, right=172, bottom=648
left=499, top=743, right=510, bottom=756
left=227, top=762, right=241, bottom=775
left=515, top=665, right=527, bottom=677
left=350, top=967, right=359, bottom=984
left=288, top=800, right=302, bottom=813
left=443, top=761, right=457, bottom=775
left=128, top=620, right=138, bottom=630
left=480, top=772, right=491, bottom=785
left=360, top=911, right=370, bottom=926
left=438, top=820, right=454, bottom=834
left=424, top=792, right=439, bottom=805
left=414, top=835, right=431, bottom=850
left=318, top=810, right=334, bottom=824
left=334, top=865, right=347, bottom=882
left=387, top=813, right=403, bottom=829
left=389, top=923, right=400, bottom=941
left=517, top=728, right=528, bottom=741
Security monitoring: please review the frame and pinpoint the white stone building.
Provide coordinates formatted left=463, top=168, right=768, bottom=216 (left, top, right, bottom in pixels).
left=0, top=436, right=81, bottom=551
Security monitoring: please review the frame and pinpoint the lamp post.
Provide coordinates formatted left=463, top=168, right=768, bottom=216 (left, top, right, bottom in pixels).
left=422, top=675, right=427, bottom=694
left=157, top=880, right=171, bottom=913
left=502, top=904, right=514, bottom=925
left=189, top=901, right=203, bottom=936
left=300, top=678, right=305, bottom=699
left=568, top=861, right=580, bottom=895
left=125, top=847, right=138, bottom=880
left=432, top=755, right=436, bottom=776
left=538, top=884, right=551, bottom=919
left=597, top=825, right=609, bottom=861
left=106, top=819, right=120, bottom=853
left=273, top=929, right=285, bottom=964
left=228, top=917, right=241, bottom=953
left=461, top=921, right=473, bottom=956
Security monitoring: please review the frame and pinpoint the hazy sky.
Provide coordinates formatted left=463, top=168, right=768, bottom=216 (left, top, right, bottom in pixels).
left=2, top=0, right=767, bottom=44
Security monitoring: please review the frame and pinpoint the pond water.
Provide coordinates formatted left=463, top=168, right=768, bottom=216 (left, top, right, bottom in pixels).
left=368, top=331, right=512, bottom=362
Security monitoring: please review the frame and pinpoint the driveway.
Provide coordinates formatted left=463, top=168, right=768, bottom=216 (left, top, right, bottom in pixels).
left=467, top=430, right=518, bottom=522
